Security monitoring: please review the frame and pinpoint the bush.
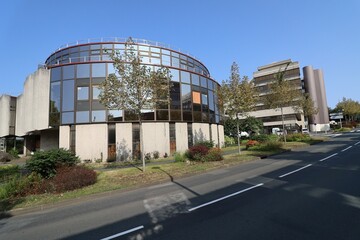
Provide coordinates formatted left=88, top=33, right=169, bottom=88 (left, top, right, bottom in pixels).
left=246, top=140, right=260, bottom=150
left=0, top=165, right=20, bottom=183
left=286, top=133, right=311, bottom=142
left=26, top=148, right=80, bottom=178
left=174, top=152, right=186, bottom=162
left=8, top=149, right=20, bottom=159
left=152, top=151, right=160, bottom=159
left=194, top=140, right=214, bottom=148
left=185, top=145, right=210, bottom=161
left=250, top=134, right=273, bottom=143
left=224, top=136, right=236, bottom=147
left=203, top=148, right=223, bottom=161
left=251, top=141, right=283, bottom=151
left=144, top=153, right=152, bottom=161
left=0, top=152, right=13, bottom=163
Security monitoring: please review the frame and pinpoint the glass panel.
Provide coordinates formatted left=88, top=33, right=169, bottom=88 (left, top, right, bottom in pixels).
left=90, top=44, right=101, bottom=50
left=151, top=57, right=160, bottom=65
left=91, top=110, right=106, bottom=122
left=63, top=65, right=75, bottom=79
left=200, top=77, right=207, bottom=88
left=92, top=101, right=105, bottom=110
left=80, top=45, right=90, bottom=51
left=76, top=111, right=89, bottom=123
left=156, top=110, right=169, bottom=120
left=142, top=110, right=155, bottom=120
left=183, top=111, right=192, bottom=121
left=70, top=47, right=78, bottom=53
left=161, top=55, right=170, bottom=65
left=125, top=110, right=138, bottom=121
left=172, top=52, right=179, bottom=58
left=192, top=91, right=201, bottom=104
left=170, top=110, right=181, bottom=121
left=107, top=63, right=116, bottom=76
left=77, top=78, right=90, bottom=86
left=92, top=63, right=106, bottom=78
left=170, top=69, right=179, bottom=82
left=77, top=101, right=89, bottom=111
left=208, top=90, right=214, bottom=111
left=191, top=73, right=200, bottom=86
left=77, top=64, right=90, bottom=78
left=50, top=67, right=61, bottom=81
left=181, top=84, right=192, bottom=111
left=180, top=71, right=190, bottom=83
left=62, top=80, right=74, bottom=111
left=170, top=82, right=181, bottom=109
left=92, top=86, right=101, bottom=99
left=108, top=110, right=123, bottom=121
left=202, top=94, right=208, bottom=106
left=151, top=47, right=160, bottom=53
left=102, top=44, right=113, bottom=51
left=141, top=56, right=150, bottom=64
left=172, top=57, right=179, bottom=67
left=139, top=45, right=149, bottom=51
left=162, top=49, right=170, bottom=55
left=62, top=112, right=74, bottom=124
left=77, top=86, right=89, bottom=100
left=50, top=82, right=60, bottom=112
left=114, top=44, right=124, bottom=49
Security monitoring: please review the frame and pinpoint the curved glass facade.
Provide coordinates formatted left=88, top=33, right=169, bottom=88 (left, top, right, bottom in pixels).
left=46, top=40, right=220, bottom=126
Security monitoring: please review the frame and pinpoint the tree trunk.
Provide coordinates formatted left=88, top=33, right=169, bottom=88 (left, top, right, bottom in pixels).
left=237, top=116, right=241, bottom=154
left=281, top=107, right=286, bottom=143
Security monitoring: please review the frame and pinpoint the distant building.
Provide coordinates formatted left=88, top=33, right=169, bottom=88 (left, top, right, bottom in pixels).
left=0, top=38, right=224, bottom=160
left=244, top=59, right=329, bottom=133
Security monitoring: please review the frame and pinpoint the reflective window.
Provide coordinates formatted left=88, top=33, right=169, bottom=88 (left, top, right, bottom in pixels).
left=90, top=44, right=101, bottom=50
left=170, top=82, right=180, bottom=109
left=92, top=63, right=106, bottom=78
left=70, top=47, right=78, bottom=53
left=80, top=45, right=90, bottom=51
left=172, top=57, right=179, bottom=67
left=77, top=64, right=90, bottom=78
left=63, top=65, right=75, bottom=79
left=162, top=49, right=170, bottom=55
left=102, top=44, right=113, bottom=51
left=51, top=67, right=61, bottom=81
left=192, top=91, right=201, bottom=104
left=107, top=63, right=116, bottom=76
left=141, top=56, right=150, bottom=64
left=156, top=110, right=169, bottom=120
left=151, top=57, right=161, bottom=65
left=202, top=94, right=208, bottom=106
left=108, top=110, right=123, bottom=121
left=180, top=71, right=190, bottom=83
left=62, top=112, right=74, bottom=124
left=50, top=82, right=60, bottom=112
left=139, top=45, right=149, bottom=51
left=114, top=44, right=124, bottom=49
left=162, top=55, right=170, bottom=65
left=142, top=110, right=155, bottom=120
left=77, top=101, right=90, bottom=111
left=151, top=47, right=160, bottom=53
left=191, top=74, right=200, bottom=86
left=172, top=52, right=179, bottom=58
left=76, top=111, right=89, bottom=123
left=92, top=110, right=106, bottom=122
left=170, top=69, right=179, bottom=82
left=92, top=101, right=105, bottom=110
left=62, top=80, right=74, bottom=111
left=201, top=77, right=207, bottom=88
left=77, top=86, right=89, bottom=100
left=92, top=86, right=101, bottom=100
left=208, top=91, right=215, bottom=111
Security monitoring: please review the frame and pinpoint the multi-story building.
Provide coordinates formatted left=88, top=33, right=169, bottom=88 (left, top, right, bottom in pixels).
left=246, top=59, right=329, bottom=133
left=0, top=38, right=224, bottom=160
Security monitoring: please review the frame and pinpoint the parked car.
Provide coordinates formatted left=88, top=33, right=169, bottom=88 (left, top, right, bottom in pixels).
left=239, top=131, right=249, bottom=137
left=302, top=128, right=309, bottom=134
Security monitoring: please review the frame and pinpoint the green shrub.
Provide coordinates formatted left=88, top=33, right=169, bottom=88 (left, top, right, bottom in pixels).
left=144, top=153, right=152, bottom=161
left=286, top=133, right=311, bottom=142
left=246, top=140, right=260, bottom=150
left=26, top=148, right=80, bottom=178
left=0, top=165, right=20, bottom=183
left=251, top=141, right=283, bottom=151
left=8, top=149, right=20, bottom=159
left=250, top=134, right=273, bottom=143
left=185, top=145, right=210, bottom=161
left=174, top=152, right=186, bottom=162
left=224, top=136, right=236, bottom=146
left=203, top=148, right=223, bottom=161
left=152, top=151, right=160, bottom=159
left=194, top=140, right=214, bottom=148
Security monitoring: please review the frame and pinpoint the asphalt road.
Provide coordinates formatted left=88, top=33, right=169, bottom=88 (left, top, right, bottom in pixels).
left=1, top=132, right=359, bottom=240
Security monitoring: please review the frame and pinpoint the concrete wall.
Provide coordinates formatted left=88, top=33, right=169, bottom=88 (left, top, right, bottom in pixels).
left=115, top=123, right=132, bottom=161
left=0, top=95, right=11, bottom=137
left=15, top=68, right=50, bottom=136
left=59, top=125, right=70, bottom=149
left=76, top=124, right=107, bottom=162
left=211, top=124, right=219, bottom=147
left=192, top=123, right=210, bottom=143
left=40, top=130, right=59, bottom=151
left=175, top=122, right=188, bottom=153
left=218, top=125, right=225, bottom=148
left=142, top=122, right=170, bottom=157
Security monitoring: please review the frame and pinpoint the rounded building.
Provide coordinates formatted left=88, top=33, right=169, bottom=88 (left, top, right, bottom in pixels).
left=44, top=38, right=224, bottom=161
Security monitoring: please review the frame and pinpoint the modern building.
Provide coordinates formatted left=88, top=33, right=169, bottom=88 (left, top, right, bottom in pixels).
left=245, top=59, right=329, bottom=133
left=0, top=38, right=224, bottom=161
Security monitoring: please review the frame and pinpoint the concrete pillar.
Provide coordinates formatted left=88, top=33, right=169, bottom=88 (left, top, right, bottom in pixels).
left=175, top=122, right=188, bottom=152
left=115, top=123, right=132, bottom=161
left=59, top=125, right=70, bottom=150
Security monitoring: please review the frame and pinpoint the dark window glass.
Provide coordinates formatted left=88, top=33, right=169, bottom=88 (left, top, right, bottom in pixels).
left=63, top=65, right=75, bottom=79
left=181, top=84, right=192, bottom=111
left=62, top=80, right=74, bottom=111
left=92, top=110, right=106, bottom=122
left=170, top=82, right=181, bottom=109
left=50, top=82, right=60, bottom=112
left=209, top=113, right=215, bottom=123
left=183, top=111, right=192, bottom=121
left=70, top=125, right=76, bottom=153
left=180, top=71, right=190, bottom=83
left=193, top=104, right=202, bottom=122
left=92, top=77, right=105, bottom=84
left=77, top=78, right=90, bottom=86
left=156, top=110, right=169, bottom=120
left=125, top=110, right=138, bottom=121
left=108, top=123, right=116, bottom=162
left=51, top=67, right=61, bottom=81
left=76, top=111, right=89, bottom=123
left=77, top=64, right=90, bottom=78
left=62, top=112, right=74, bottom=124
left=142, top=110, right=155, bottom=120
left=92, top=101, right=105, bottom=110
left=77, top=101, right=90, bottom=111
left=49, top=113, right=60, bottom=126
left=170, top=110, right=182, bottom=121
left=202, top=111, right=209, bottom=122
left=208, top=91, right=215, bottom=111
left=200, top=77, right=207, bottom=88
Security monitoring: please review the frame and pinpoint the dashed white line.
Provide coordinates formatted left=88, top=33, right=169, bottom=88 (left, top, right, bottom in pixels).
left=279, top=164, right=313, bottom=178
left=319, top=153, right=338, bottom=162
left=188, top=183, right=264, bottom=212
left=341, top=146, right=352, bottom=152
left=355, top=141, right=360, bottom=146
left=100, top=225, right=144, bottom=240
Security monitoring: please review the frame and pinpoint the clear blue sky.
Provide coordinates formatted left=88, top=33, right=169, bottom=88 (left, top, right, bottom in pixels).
left=1, top=0, right=359, bottom=108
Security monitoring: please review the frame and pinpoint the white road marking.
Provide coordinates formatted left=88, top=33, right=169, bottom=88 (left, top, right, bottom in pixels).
left=100, top=225, right=144, bottom=240
left=355, top=141, right=360, bottom=146
left=188, top=183, right=264, bottom=212
left=319, top=153, right=338, bottom=162
left=341, top=146, right=352, bottom=152
left=351, top=130, right=356, bottom=133
left=279, top=164, right=313, bottom=178
left=332, top=134, right=343, bottom=138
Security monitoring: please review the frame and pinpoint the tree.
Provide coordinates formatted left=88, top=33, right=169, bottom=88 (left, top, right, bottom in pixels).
left=293, top=93, right=319, bottom=125
left=99, top=37, right=172, bottom=172
left=224, top=116, right=263, bottom=139
left=335, top=97, right=360, bottom=123
left=218, top=62, right=259, bottom=153
left=263, top=63, right=302, bottom=142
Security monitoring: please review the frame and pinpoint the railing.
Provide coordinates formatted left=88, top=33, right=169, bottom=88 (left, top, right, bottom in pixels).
left=55, top=37, right=198, bottom=60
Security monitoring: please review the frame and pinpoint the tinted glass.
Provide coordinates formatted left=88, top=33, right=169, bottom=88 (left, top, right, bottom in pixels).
left=181, top=71, right=190, bottom=83
left=208, top=90, right=215, bottom=111
left=77, top=86, right=89, bottom=100
left=92, top=63, right=106, bottom=78
left=77, top=64, right=90, bottom=78
left=76, top=111, right=89, bottom=123
left=162, top=55, right=170, bottom=65
left=63, top=65, right=75, bottom=79
left=62, top=80, right=74, bottom=111
left=170, top=69, right=179, bottom=82
left=181, top=84, right=191, bottom=111
left=62, top=112, right=74, bottom=124
left=50, top=82, right=60, bottom=112
left=191, top=74, right=200, bottom=86
left=108, top=110, right=123, bottom=121
left=51, top=67, right=61, bottom=81
left=92, top=110, right=106, bottom=122
left=172, top=57, right=179, bottom=67
left=92, top=86, right=101, bottom=99
left=200, top=77, right=207, bottom=88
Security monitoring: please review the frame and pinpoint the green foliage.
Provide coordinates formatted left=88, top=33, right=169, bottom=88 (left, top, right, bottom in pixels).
left=334, top=127, right=352, bottom=132
left=251, top=141, right=284, bottom=151
left=250, top=134, right=276, bottom=143
left=0, top=152, right=13, bottom=163
left=224, top=117, right=264, bottom=138
left=185, top=145, right=210, bottom=161
left=203, top=148, right=223, bottom=161
left=152, top=151, right=160, bottom=159
left=26, top=148, right=80, bottom=178
left=245, top=140, right=260, bottom=150
left=144, top=153, right=152, bottom=161
left=286, top=133, right=311, bottom=142
left=0, top=165, right=20, bottom=183
left=174, top=152, right=186, bottom=162
left=7, top=149, right=20, bottom=159
left=194, top=140, right=214, bottom=148
left=224, top=135, right=236, bottom=146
